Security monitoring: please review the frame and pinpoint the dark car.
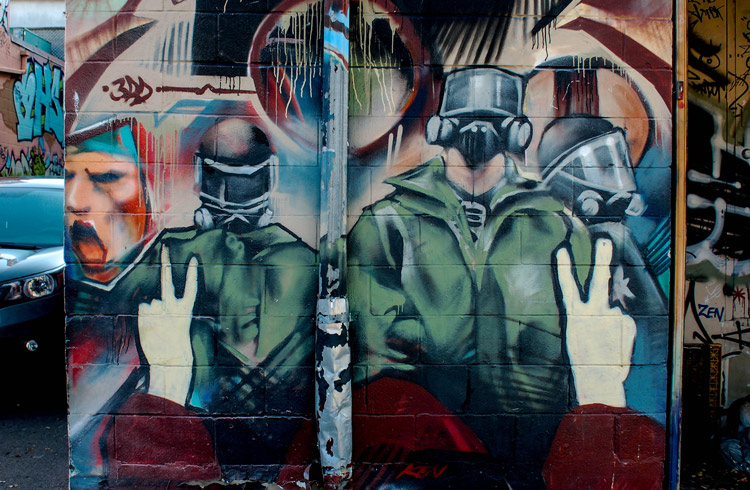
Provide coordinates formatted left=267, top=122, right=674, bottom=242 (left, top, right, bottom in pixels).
left=0, top=178, right=64, bottom=352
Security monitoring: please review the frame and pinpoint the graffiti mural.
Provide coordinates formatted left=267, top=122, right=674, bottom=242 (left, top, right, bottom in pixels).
left=66, top=0, right=672, bottom=489
left=0, top=144, right=62, bottom=176
left=685, top=0, right=750, bottom=412
left=14, top=58, right=64, bottom=143
left=0, top=47, right=64, bottom=176
left=66, top=2, right=322, bottom=485
left=346, top=2, right=671, bottom=488
left=0, top=0, right=8, bottom=34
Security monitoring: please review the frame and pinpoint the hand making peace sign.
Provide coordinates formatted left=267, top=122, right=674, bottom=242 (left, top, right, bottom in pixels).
left=556, top=238, right=636, bottom=408
left=138, top=245, right=199, bottom=405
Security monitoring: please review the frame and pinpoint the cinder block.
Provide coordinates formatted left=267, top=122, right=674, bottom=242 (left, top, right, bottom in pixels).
left=354, top=414, right=416, bottom=461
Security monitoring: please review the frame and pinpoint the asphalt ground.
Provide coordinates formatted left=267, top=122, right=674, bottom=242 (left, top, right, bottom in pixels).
left=0, top=334, right=68, bottom=490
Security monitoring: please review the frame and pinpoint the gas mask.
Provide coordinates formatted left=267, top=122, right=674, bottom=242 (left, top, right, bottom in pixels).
left=193, top=119, right=277, bottom=233
left=539, top=117, right=644, bottom=221
left=426, top=68, right=533, bottom=166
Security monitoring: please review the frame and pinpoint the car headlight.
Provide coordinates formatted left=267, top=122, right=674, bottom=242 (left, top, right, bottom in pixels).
left=1, top=270, right=62, bottom=304
left=23, top=274, right=56, bottom=298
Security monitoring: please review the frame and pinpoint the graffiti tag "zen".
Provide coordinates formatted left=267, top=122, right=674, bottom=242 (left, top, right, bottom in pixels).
left=698, top=304, right=725, bottom=320
left=396, top=463, right=449, bottom=479
left=13, top=59, right=64, bottom=144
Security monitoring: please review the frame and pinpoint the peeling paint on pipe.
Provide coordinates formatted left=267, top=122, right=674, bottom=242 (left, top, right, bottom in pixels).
left=316, top=298, right=352, bottom=487
left=317, top=1, right=352, bottom=488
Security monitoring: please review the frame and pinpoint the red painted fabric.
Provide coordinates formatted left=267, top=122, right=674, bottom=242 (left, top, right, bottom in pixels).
left=543, top=404, right=665, bottom=490
left=355, top=377, right=489, bottom=457
left=106, top=393, right=221, bottom=488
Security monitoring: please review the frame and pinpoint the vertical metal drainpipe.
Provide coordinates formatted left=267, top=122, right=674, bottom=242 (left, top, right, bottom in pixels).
left=316, top=0, right=352, bottom=488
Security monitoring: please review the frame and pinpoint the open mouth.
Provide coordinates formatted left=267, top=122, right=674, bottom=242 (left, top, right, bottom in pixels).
left=70, top=221, right=108, bottom=265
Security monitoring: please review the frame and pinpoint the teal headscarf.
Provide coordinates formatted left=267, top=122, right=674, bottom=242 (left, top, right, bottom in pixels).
left=71, top=125, right=139, bottom=164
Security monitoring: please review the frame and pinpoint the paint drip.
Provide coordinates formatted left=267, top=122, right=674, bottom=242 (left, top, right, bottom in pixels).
left=272, top=1, right=324, bottom=116
left=351, top=1, right=401, bottom=114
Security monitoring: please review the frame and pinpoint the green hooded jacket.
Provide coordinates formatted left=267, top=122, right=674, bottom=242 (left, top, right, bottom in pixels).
left=69, top=224, right=317, bottom=414
left=349, top=156, right=592, bottom=416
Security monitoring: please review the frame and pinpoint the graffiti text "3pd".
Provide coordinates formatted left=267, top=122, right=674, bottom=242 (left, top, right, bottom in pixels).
left=13, top=59, right=63, bottom=144
left=103, top=76, right=154, bottom=106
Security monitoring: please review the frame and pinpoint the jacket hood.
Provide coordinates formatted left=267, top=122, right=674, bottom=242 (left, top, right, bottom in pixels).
left=384, top=155, right=552, bottom=216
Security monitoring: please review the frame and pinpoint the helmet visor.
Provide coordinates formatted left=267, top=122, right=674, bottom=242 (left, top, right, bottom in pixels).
left=551, top=130, right=637, bottom=193
left=440, top=68, right=523, bottom=118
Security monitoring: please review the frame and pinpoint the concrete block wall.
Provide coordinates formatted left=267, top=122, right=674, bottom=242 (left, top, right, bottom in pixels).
left=65, top=1, right=673, bottom=488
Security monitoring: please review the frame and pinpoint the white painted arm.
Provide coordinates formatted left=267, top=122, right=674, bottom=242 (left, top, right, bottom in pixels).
left=556, top=238, right=636, bottom=408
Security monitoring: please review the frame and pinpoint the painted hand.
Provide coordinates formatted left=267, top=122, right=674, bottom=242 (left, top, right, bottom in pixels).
left=138, top=245, right=199, bottom=405
left=556, top=238, right=636, bottom=408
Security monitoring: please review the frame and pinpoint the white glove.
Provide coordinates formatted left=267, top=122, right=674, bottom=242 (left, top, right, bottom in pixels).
left=556, top=238, right=636, bottom=408
left=138, top=245, right=198, bottom=405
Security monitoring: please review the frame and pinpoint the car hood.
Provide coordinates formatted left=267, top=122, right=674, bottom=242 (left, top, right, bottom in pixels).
left=0, top=246, right=64, bottom=282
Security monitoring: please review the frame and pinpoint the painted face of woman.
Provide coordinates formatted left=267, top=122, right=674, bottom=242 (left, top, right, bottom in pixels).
left=65, top=150, right=147, bottom=282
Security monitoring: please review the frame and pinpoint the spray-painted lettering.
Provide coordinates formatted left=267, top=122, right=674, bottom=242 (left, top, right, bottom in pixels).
left=689, top=2, right=724, bottom=29
left=396, top=463, right=449, bottom=479
left=13, top=59, right=64, bottom=144
left=0, top=145, right=62, bottom=177
left=104, top=76, right=154, bottom=106
left=698, top=304, right=726, bottom=321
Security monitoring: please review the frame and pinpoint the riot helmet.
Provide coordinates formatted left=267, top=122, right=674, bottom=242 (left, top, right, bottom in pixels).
left=426, top=67, right=533, bottom=166
left=538, top=116, right=644, bottom=221
left=193, top=118, right=277, bottom=233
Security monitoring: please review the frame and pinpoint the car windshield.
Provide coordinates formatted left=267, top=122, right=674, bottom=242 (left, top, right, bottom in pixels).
left=0, top=185, right=63, bottom=248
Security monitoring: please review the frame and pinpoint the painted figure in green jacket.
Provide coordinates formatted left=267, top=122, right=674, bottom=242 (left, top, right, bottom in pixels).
left=66, top=119, right=317, bottom=484
left=348, top=68, right=638, bottom=485
left=349, top=156, right=592, bottom=411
